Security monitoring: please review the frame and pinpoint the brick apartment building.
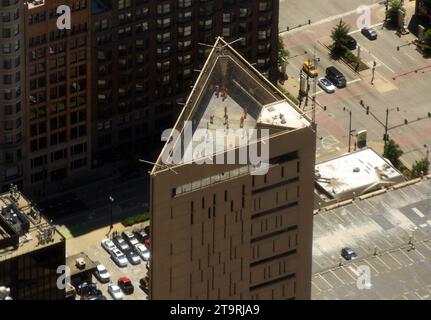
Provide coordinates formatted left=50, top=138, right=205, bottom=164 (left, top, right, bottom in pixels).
left=90, top=0, right=279, bottom=168
left=1, top=0, right=279, bottom=196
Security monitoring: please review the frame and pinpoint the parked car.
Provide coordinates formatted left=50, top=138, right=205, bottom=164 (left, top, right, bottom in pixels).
left=318, top=77, right=336, bottom=93
left=93, top=262, right=110, bottom=283
left=118, top=277, right=134, bottom=295
left=302, top=60, right=318, bottom=78
left=110, top=248, right=128, bottom=267
left=144, top=226, right=150, bottom=236
left=113, top=236, right=131, bottom=253
left=76, top=282, right=97, bottom=296
left=101, top=238, right=116, bottom=253
left=126, top=250, right=142, bottom=265
left=135, top=243, right=150, bottom=261
left=134, top=230, right=149, bottom=243
left=122, top=230, right=137, bottom=246
left=346, top=35, right=357, bottom=50
left=129, top=238, right=140, bottom=248
left=87, top=295, right=107, bottom=300
left=108, top=285, right=124, bottom=300
left=361, top=27, right=377, bottom=40
left=144, top=238, right=150, bottom=249
left=341, top=247, right=358, bottom=260
left=326, top=66, right=347, bottom=88
left=139, top=276, right=149, bottom=294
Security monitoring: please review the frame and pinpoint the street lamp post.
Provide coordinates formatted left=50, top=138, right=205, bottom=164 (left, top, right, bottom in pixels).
left=109, top=196, right=115, bottom=230
left=343, top=107, right=354, bottom=152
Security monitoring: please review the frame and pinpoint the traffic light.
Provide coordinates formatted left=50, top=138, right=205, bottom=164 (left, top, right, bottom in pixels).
left=383, top=133, right=389, bottom=141
left=404, top=119, right=408, bottom=125
left=397, top=46, right=400, bottom=51
left=428, top=112, right=431, bottom=118
left=366, top=106, right=370, bottom=115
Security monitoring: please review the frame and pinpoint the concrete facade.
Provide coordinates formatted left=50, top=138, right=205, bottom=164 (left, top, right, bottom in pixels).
left=150, top=38, right=316, bottom=300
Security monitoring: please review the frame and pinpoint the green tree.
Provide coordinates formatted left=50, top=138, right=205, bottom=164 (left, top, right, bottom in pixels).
left=330, top=20, right=351, bottom=57
left=411, top=158, right=430, bottom=178
left=386, top=0, right=406, bottom=26
left=278, top=37, right=289, bottom=66
left=383, top=139, right=404, bottom=168
left=423, top=28, right=431, bottom=54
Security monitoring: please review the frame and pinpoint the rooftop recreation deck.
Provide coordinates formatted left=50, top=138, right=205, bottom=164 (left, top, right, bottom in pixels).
left=155, top=37, right=311, bottom=169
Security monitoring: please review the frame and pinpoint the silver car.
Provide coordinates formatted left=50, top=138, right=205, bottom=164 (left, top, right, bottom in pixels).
left=110, top=248, right=128, bottom=267
left=94, top=262, right=110, bottom=283
left=135, top=243, right=150, bottom=261
left=101, top=238, right=116, bottom=253
left=108, top=285, right=124, bottom=300
left=318, top=77, right=336, bottom=93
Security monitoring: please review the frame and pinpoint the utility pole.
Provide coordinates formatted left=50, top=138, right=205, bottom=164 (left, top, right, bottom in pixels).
left=348, top=110, right=352, bottom=152
left=343, top=107, right=354, bottom=152
left=371, top=60, right=376, bottom=85
left=109, top=196, right=115, bottom=230
left=384, top=107, right=389, bottom=144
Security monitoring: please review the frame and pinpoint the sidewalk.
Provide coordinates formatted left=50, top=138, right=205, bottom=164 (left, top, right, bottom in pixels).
left=66, top=220, right=150, bottom=256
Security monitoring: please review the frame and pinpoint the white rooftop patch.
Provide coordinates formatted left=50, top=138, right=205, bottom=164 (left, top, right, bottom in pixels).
left=257, top=101, right=309, bottom=130
left=315, top=148, right=404, bottom=201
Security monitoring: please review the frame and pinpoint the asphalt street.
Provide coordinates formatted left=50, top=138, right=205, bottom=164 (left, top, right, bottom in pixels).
left=281, top=1, right=431, bottom=167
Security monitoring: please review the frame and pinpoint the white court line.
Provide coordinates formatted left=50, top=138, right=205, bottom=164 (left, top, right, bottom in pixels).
left=427, top=220, right=431, bottom=226
left=412, top=207, right=425, bottom=218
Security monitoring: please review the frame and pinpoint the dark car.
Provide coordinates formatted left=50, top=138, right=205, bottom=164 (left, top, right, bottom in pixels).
left=144, top=226, right=150, bottom=236
left=76, top=282, right=97, bottom=296
left=125, top=249, right=142, bottom=265
left=113, top=236, right=131, bottom=252
left=118, top=277, right=134, bottom=295
left=341, top=247, right=358, bottom=261
left=346, top=35, right=357, bottom=50
left=361, top=27, right=377, bottom=40
left=134, top=229, right=149, bottom=243
left=326, top=66, right=347, bottom=88
left=140, top=276, right=150, bottom=291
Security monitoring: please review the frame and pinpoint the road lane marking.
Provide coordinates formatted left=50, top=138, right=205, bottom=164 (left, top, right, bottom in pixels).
left=412, top=207, right=425, bottom=218
left=282, top=3, right=382, bottom=35
left=392, top=56, right=402, bottom=64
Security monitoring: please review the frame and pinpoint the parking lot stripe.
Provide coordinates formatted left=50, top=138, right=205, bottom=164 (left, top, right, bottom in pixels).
left=364, top=260, right=380, bottom=275
left=319, top=274, right=334, bottom=289
left=330, top=270, right=346, bottom=286
left=312, top=281, right=322, bottom=293
left=376, top=256, right=391, bottom=271
left=414, top=247, right=426, bottom=260
left=412, top=207, right=425, bottom=218
left=386, top=252, right=402, bottom=267
left=399, top=249, right=415, bottom=264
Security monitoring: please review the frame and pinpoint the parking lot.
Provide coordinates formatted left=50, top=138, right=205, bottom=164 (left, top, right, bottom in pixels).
left=313, top=239, right=431, bottom=300
left=312, top=178, right=431, bottom=299
left=70, top=222, right=150, bottom=300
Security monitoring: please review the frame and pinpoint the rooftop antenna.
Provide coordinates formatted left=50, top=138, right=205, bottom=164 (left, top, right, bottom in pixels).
left=139, top=159, right=179, bottom=175
left=198, top=37, right=244, bottom=55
